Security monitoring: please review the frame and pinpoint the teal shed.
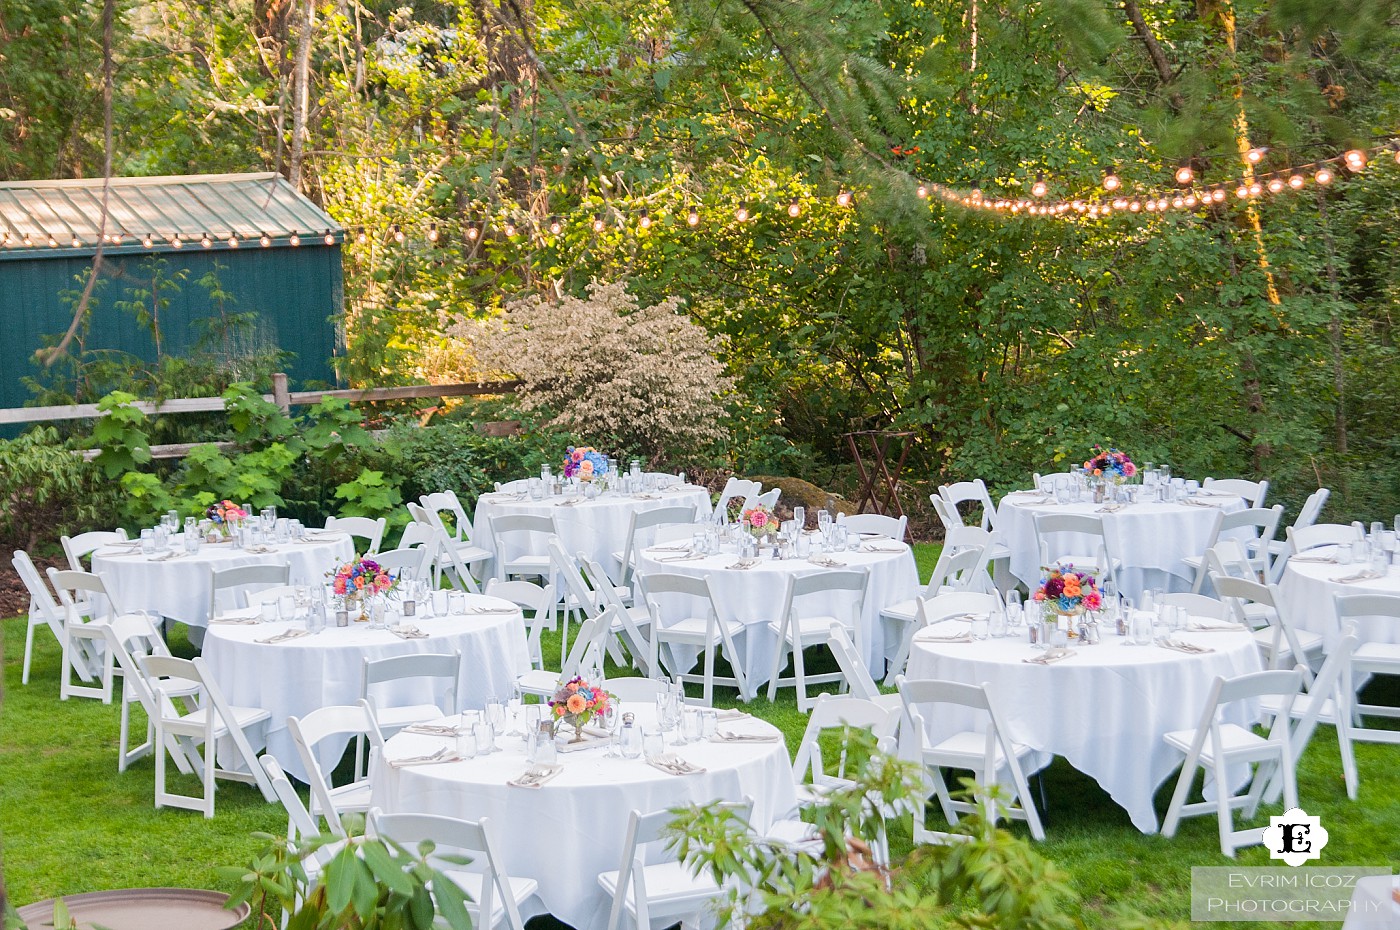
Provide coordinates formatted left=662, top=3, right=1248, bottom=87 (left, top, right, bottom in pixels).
left=0, top=172, right=343, bottom=411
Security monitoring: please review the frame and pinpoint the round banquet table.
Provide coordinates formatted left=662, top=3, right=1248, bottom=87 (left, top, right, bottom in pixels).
left=996, top=490, right=1247, bottom=599
left=903, top=619, right=1263, bottom=833
left=202, top=596, right=531, bottom=782
left=370, top=705, right=796, bottom=930
left=633, top=540, right=921, bottom=689
left=472, top=484, right=713, bottom=579
left=1278, top=547, right=1400, bottom=651
left=91, top=532, right=355, bottom=629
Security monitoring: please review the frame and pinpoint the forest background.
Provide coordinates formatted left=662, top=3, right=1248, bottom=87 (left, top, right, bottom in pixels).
left=2, top=0, right=1398, bottom=534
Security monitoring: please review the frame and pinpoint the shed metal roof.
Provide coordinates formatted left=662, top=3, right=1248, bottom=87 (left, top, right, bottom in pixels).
left=0, top=172, right=341, bottom=259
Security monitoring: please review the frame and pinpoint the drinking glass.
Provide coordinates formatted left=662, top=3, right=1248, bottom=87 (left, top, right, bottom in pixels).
left=818, top=510, right=832, bottom=534
left=474, top=721, right=496, bottom=756
left=433, top=589, right=450, bottom=616
left=1050, top=626, right=1069, bottom=649
left=642, top=728, right=665, bottom=761
left=683, top=709, right=704, bottom=744
left=531, top=723, right=557, bottom=766
left=369, top=598, right=386, bottom=629
left=970, top=616, right=989, bottom=640
left=620, top=724, right=642, bottom=760
left=1352, top=540, right=1369, bottom=565
left=184, top=532, right=200, bottom=555
left=259, top=601, right=278, bottom=624
left=701, top=709, right=718, bottom=739
left=793, top=506, right=806, bottom=531
left=447, top=590, right=466, bottom=615
left=278, top=593, right=297, bottom=622
left=507, top=691, right=524, bottom=737
left=1130, top=610, right=1153, bottom=646
left=456, top=725, right=478, bottom=760
left=989, top=607, right=1007, bottom=638
left=486, top=702, right=507, bottom=742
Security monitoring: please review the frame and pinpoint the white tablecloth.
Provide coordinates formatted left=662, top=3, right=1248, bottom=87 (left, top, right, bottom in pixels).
left=472, top=486, right=713, bottom=576
left=1342, top=875, right=1400, bottom=930
left=996, top=492, right=1246, bottom=599
left=1279, top=551, right=1400, bottom=651
left=904, top=623, right=1263, bottom=833
left=371, top=705, right=796, bottom=930
left=203, top=597, right=531, bottom=782
left=633, top=543, right=921, bottom=688
left=91, top=533, right=356, bottom=628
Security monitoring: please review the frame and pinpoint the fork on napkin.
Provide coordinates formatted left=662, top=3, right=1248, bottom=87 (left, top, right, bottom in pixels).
left=1096, top=503, right=1125, bottom=513
left=211, top=616, right=260, bottom=625
left=391, top=625, right=429, bottom=640
left=808, top=556, right=847, bottom=568
left=1337, top=570, right=1386, bottom=584
left=507, top=764, right=563, bottom=788
left=710, top=730, right=779, bottom=744
left=656, top=551, right=704, bottom=562
left=255, top=629, right=311, bottom=645
left=1023, top=647, right=1074, bottom=665
left=651, top=542, right=694, bottom=552
left=402, top=723, right=466, bottom=737
left=647, top=753, right=707, bottom=774
left=726, top=559, right=760, bottom=571
left=861, top=543, right=905, bottom=553
left=468, top=606, right=520, bottom=615
left=915, top=630, right=974, bottom=644
left=715, top=709, right=751, bottom=721
left=1289, top=554, right=1339, bottom=564
left=148, top=551, right=187, bottom=562
left=1186, top=618, right=1245, bottom=632
left=389, top=747, right=462, bottom=768
left=1156, top=638, right=1213, bottom=654
left=1183, top=499, right=1225, bottom=508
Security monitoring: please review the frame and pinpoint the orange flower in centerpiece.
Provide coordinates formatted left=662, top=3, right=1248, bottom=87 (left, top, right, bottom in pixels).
left=566, top=693, right=588, bottom=714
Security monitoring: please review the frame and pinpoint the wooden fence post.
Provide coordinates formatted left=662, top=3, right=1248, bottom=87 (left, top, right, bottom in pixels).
left=272, top=372, right=291, bottom=414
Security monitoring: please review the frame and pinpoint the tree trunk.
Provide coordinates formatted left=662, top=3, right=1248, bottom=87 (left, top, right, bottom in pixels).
left=1122, top=0, right=1184, bottom=112
left=288, top=0, right=315, bottom=189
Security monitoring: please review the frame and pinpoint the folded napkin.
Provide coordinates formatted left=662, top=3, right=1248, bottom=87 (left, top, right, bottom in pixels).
left=861, top=543, right=905, bottom=553
left=715, top=709, right=751, bottom=721
left=726, top=559, right=760, bottom=571
left=1289, top=554, right=1339, bottom=564
left=1337, top=570, right=1386, bottom=585
left=296, top=538, right=327, bottom=545
left=651, top=543, right=694, bottom=552
left=244, top=544, right=278, bottom=554
left=1186, top=618, right=1246, bottom=632
left=656, top=552, right=704, bottom=563
left=468, top=606, right=520, bottom=615
left=1096, top=503, right=1126, bottom=513
left=148, top=550, right=187, bottom=562
left=402, top=723, right=466, bottom=737
left=710, top=730, right=780, bottom=744
left=1023, top=648, right=1074, bottom=665
left=389, top=748, right=462, bottom=768
left=914, top=630, right=973, bottom=644
left=807, top=556, right=847, bottom=568
left=391, top=625, right=428, bottom=640
left=1157, top=638, right=1214, bottom=654
left=1183, top=499, right=1225, bottom=508
left=255, top=629, right=311, bottom=645
left=1195, top=489, right=1235, bottom=498
left=631, top=493, right=661, bottom=500
left=508, top=764, right=563, bottom=788
left=663, top=487, right=690, bottom=495
left=647, top=753, right=707, bottom=774
left=211, top=616, right=260, bottom=626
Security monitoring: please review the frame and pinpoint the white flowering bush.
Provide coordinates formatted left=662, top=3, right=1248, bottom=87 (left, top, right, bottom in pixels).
left=470, top=282, right=734, bottom=461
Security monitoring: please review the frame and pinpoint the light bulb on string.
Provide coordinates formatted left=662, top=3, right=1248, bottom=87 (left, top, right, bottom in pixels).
left=1267, top=177, right=1285, bottom=194
left=1288, top=174, right=1305, bottom=189
left=22, top=234, right=33, bottom=247
left=1343, top=149, right=1367, bottom=172
left=427, top=224, right=440, bottom=243
left=1031, top=173, right=1048, bottom=198
left=1315, top=168, right=1333, bottom=185
left=591, top=213, right=605, bottom=233
left=1248, top=181, right=1262, bottom=196
left=1128, top=200, right=1142, bottom=212
left=686, top=205, right=700, bottom=226
left=638, top=210, right=652, bottom=229
left=836, top=189, right=853, bottom=207
left=1211, top=189, right=1227, bottom=203
left=393, top=224, right=405, bottom=243
left=466, top=223, right=480, bottom=242
left=289, top=230, right=301, bottom=246
left=143, top=233, right=153, bottom=248
left=1245, top=146, right=1267, bottom=165
left=1102, top=167, right=1121, bottom=191
left=356, top=227, right=368, bottom=244
left=1184, top=194, right=1198, bottom=208
left=1171, top=196, right=1184, bottom=209
left=503, top=219, right=517, bottom=237
left=734, top=203, right=750, bottom=222
left=227, top=233, right=239, bottom=247
left=915, top=183, right=929, bottom=199
left=546, top=216, right=562, bottom=235
left=786, top=198, right=801, bottom=218
left=323, top=230, right=335, bottom=245
left=1236, top=185, right=1249, bottom=199
left=260, top=232, right=273, bottom=247
left=201, top=232, right=213, bottom=248
left=71, top=235, right=82, bottom=248
left=1175, top=162, right=1195, bottom=185
left=171, top=234, right=182, bottom=248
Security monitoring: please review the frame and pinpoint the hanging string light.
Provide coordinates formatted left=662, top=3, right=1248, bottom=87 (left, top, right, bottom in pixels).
left=1102, top=166, right=1121, bottom=191
left=465, top=223, right=481, bottom=241
left=735, top=203, right=751, bottom=222
left=503, top=219, right=518, bottom=237
left=686, top=205, right=700, bottom=227
left=836, top=189, right=853, bottom=207
left=1032, top=173, right=1048, bottom=198
left=427, top=224, right=439, bottom=243
left=261, top=232, right=273, bottom=247
left=1343, top=149, right=1367, bottom=171
left=786, top=198, right=801, bottom=217
left=1175, top=162, right=1194, bottom=185
left=289, top=230, right=301, bottom=246
left=548, top=215, right=563, bottom=235
left=200, top=232, right=213, bottom=248
left=638, top=209, right=653, bottom=229
left=1245, top=146, right=1268, bottom=165
left=591, top=213, right=606, bottom=233
left=323, top=229, right=335, bottom=245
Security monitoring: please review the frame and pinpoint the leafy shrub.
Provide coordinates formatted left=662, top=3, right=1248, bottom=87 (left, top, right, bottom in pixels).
left=0, top=427, right=113, bottom=552
left=469, top=281, right=735, bottom=464
left=382, top=418, right=567, bottom=511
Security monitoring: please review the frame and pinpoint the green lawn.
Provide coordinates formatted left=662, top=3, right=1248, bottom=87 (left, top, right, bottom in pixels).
left=2, top=543, right=1397, bottom=928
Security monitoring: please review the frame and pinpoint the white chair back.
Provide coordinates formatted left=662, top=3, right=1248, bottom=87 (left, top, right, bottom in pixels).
left=837, top=512, right=908, bottom=542
left=753, top=488, right=781, bottom=510
left=1286, top=522, right=1362, bottom=554
left=603, top=677, right=670, bottom=702
left=930, top=494, right=963, bottom=532
left=1034, top=512, right=1115, bottom=585
left=485, top=578, right=558, bottom=668
left=939, top=479, right=996, bottom=531
left=287, top=699, right=384, bottom=835
left=792, top=694, right=900, bottom=792
left=325, top=515, right=387, bottom=554
left=61, top=529, right=128, bottom=572
left=713, top=478, right=761, bottom=523
left=618, top=505, right=699, bottom=586
left=210, top=563, right=291, bottom=618
left=1202, top=477, right=1270, bottom=508
left=14, top=549, right=77, bottom=685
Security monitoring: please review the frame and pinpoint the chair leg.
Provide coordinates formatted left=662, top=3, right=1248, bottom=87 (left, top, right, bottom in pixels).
left=702, top=643, right=716, bottom=707
left=1161, top=751, right=1201, bottom=838
left=1212, top=755, right=1236, bottom=857
left=22, top=620, right=37, bottom=685
left=884, top=623, right=914, bottom=688
left=792, top=641, right=810, bottom=713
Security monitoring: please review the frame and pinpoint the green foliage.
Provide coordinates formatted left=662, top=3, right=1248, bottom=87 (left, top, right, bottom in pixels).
left=384, top=418, right=569, bottom=512
left=333, top=469, right=405, bottom=522
left=217, top=817, right=472, bottom=930
left=90, top=392, right=153, bottom=480
left=0, top=428, right=110, bottom=552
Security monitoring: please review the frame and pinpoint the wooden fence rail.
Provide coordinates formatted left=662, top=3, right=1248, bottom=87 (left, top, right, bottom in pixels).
left=0, top=374, right=520, bottom=426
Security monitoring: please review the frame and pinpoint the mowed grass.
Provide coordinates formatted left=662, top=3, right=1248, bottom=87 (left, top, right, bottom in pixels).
left=2, top=542, right=1398, bottom=929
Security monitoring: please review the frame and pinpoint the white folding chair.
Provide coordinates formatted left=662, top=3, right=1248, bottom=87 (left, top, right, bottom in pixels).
left=643, top=573, right=750, bottom=705
left=930, top=495, right=963, bottom=533
left=1202, top=477, right=1270, bottom=508
left=897, top=675, right=1045, bottom=842
left=141, top=654, right=275, bottom=817
left=1211, top=574, right=1323, bottom=672
left=1159, top=592, right=1234, bottom=623
left=367, top=546, right=430, bottom=583
left=419, top=491, right=494, bottom=577
left=1033, top=512, right=1120, bottom=588
left=602, top=677, right=670, bottom=702
left=1161, top=669, right=1304, bottom=857
left=287, top=699, right=385, bottom=834
left=826, top=624, right=902, bottom=714
left=209, top=563, right=291, bottom=620
left=15, top=549, right=98, bottom=686
left=516, top=613, right=606, bottom=698
left=791, top=693, right=901, bottom=804
left=939, top=480, right=997, bottom=532
left=713, top=478, right=761, bottom=524
left=1335, top=594, right=1400, bottom=743
left=1259, top=631, right=1360, bottom=803
left=324, top=515, right=387, bottom=554
left=548, top=538, right=600, bottom=667
left=47, top=568, right=127, bottom=702
left=1256, top=488, right=1330, bottom=583
left=1183, top=506, right=1283, bottom=594
left=581, top=554, right=655, bottom=677
left=488, top=513, right=555, bottom=584
left=598, top=801, right=752, bottom=930
left=484, top=578, right=558, bottom=670
left=61, top=529, right=129, bottom=572
left=837, top=512, right=908, bottom=543
left=767, top=570, right=868, bottom=712
left=882, top=549, right=992, bottom=686
left=103, top=612, right=197, bottom=775
left=753, top=487, right=780, bottom=510
left=1285, top=522, right=1363, bottom=555
left=360, top=651, right=460, bottom=740
left=261, top=755, right=345, bottom=915
left=370, top=810, right=538, bottom=930
left=612, top=505, right=699, bottom=588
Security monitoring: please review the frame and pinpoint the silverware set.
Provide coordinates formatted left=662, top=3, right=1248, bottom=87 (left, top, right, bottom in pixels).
left=389, top=747, right=463, bottom=768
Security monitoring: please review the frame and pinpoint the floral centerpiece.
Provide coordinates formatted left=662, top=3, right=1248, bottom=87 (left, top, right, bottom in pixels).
left=1083, top=446, right=1136, bottom=482
left=1033, top=563, right=1102, bottom=618
left=562, top=446, right=609, bottom=481
left=331, top=556, right=398, bottom=621
left=205, top=499, right=248, bottom=536
left=549, top=676, right=614, bottom=742
left=741, top=504, right=780, bottom=538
